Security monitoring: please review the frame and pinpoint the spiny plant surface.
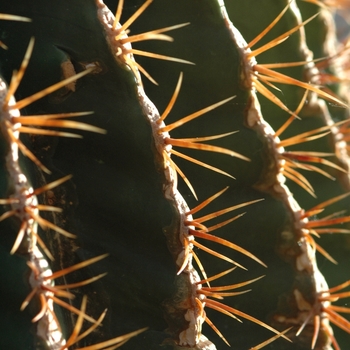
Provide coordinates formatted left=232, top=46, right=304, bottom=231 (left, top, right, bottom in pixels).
left=0, top=1, right=350, bottom=349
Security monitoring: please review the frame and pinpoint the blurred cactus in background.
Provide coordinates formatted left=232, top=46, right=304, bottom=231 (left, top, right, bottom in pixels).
left=1, top=1, right=350, bottom=349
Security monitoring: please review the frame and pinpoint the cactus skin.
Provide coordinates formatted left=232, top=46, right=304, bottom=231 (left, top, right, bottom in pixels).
left=1, top=1, right=350, bottom=349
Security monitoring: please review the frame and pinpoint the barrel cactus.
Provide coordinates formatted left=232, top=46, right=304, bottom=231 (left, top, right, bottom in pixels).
left=0, top=1, right=350, bottom=349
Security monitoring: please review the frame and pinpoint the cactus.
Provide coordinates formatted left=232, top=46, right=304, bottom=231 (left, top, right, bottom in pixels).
left=1, top=0, right=350, bottom=349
